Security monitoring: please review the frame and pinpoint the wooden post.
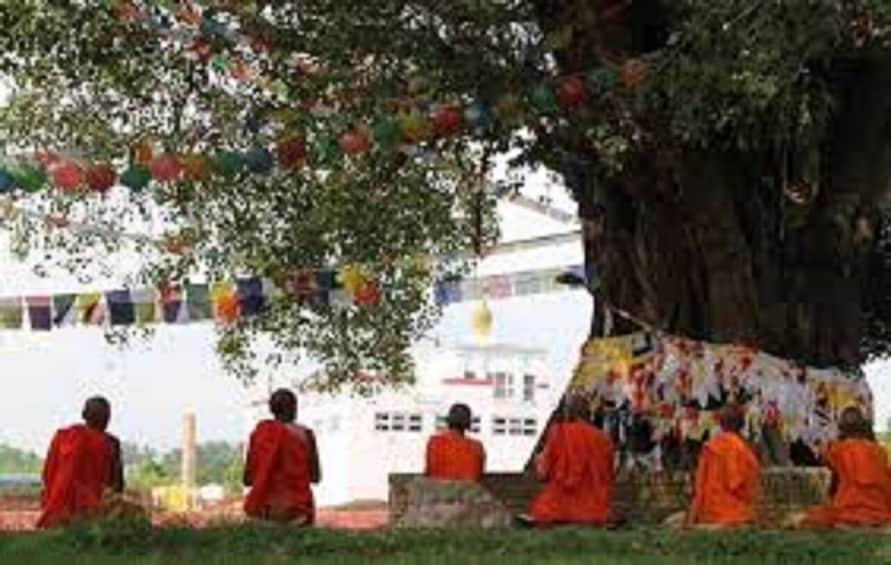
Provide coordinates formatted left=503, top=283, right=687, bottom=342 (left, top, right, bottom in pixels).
left=182, top=412, right=197, bottom=492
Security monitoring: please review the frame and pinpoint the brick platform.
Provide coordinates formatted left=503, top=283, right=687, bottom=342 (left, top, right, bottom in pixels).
left=390, top=468, right=831, bottom=526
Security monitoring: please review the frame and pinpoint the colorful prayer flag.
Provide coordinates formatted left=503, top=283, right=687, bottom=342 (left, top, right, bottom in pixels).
left=211, top=281, right=240, bottom=323
left=236, top=277, right=265, bottom=317
left=53, top=294, right=77, bottom=327
left=513, top=271, right=543, bottom=296
left=106, top=290, right=135, bottom=326
left=314, top=270, right=335, bottom=305
left=26, top=296, right=52, bottom=331
left=482, top=275, right=512, bottom=299
left=186, top=283, right=212, bottom=321
left=132, top=288, right=157, bottom=325
left=286, top=270, right=330, bottom=305
left=0, top=297, right=23, bottom=329
left=434, top=279, right=462, bottom=306
left=160, top=284, right=187, bottom=323
left=210, top=281, right=240, bottom=324
left=77, top=293, right=106, bottom=325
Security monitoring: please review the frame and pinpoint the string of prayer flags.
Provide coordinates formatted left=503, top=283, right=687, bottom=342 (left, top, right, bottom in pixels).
left=434, top=265, right=584, bottom=307
left=0, top=259, right=490, bottom=334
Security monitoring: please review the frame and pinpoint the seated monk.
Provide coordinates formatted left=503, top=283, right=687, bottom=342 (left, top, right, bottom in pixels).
left=803, top=406, right=891, bottom=528
left=425, top=403, right=485, bottom=481
left=685, top=404, right=760, bottom=528
left=243, top=389, right=321, bottom=525
left=37, top=396, right=125, bottom=529
left=524, top=395, right=615, bottom=526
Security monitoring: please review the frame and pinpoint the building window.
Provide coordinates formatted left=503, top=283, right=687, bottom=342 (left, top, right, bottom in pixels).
left=409, top=414, right=423, bottom=432
left=523, top=418, right=537, bottom=436
left=508, top=418, right=523, bottom=436
left=514, top=272, right=542, bottom=295
left=493, top=372, right=513, bottom=399
left=374, top=413, right=390, bottom=432
left=493, top=417, right=507, bottom=435
left=376, top=412, right=423, bottom=433
left=436, top=415, right=481, bottom=433
left=392, top=413, right=406, bottom=432
left=471, top=416, right=481, bottom=433
left=523, top=374, right=536, bottom=402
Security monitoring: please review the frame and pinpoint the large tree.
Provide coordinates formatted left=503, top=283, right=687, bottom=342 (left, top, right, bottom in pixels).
left=1, top=1, right=890, bottom=390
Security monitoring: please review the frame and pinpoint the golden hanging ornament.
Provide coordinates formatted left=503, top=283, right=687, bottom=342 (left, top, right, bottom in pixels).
left=471, top=300, right=493, bottom=339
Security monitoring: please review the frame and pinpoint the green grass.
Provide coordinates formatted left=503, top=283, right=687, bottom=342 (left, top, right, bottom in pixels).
left=2, top=520, right=891, bottom=564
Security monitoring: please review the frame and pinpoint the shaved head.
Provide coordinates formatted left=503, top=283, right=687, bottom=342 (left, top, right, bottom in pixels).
left=269, top=389, right=297, bottom=422
left=719, top=404, right=745, bottom=433
left=561, top=395, right=590, bottom=421
left=447, top=403, right=472, bottom=432
left=838, top=406, right=870, bottom=439
left=82, top=396, right=111, bottom=431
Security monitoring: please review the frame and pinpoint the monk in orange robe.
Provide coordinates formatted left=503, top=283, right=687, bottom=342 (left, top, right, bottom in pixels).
left=686, top=404, right=760, bottom=528
left=37, top=397, right=124, bottom=529
left=244, top=389, right=321, bottom=525
left=425, top=403, right=485, bottom=481
left=803, top=406, right=891, bottom=528
left=524, top=395, right=615, bottom=526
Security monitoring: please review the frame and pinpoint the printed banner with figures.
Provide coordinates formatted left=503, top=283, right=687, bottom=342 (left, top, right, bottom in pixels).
left=568, top=333, right=872, bottom=466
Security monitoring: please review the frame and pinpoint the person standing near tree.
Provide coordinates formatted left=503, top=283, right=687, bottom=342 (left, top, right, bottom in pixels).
left=243, top=389, right=321, bottom=525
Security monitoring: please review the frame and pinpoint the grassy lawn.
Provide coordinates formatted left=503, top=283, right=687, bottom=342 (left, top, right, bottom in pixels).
left=2, top=521, right=891, bottom=564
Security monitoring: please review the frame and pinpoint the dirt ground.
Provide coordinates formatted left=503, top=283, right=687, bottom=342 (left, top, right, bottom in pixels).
left=0, top=502, right=390, bottom=531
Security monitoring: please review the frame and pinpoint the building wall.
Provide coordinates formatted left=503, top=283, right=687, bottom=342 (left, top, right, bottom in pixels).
left=249, top=344, right=558, bottom=507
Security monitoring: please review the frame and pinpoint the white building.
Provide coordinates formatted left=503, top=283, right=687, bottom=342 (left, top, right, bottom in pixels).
left=245, top=196, right=588, bottom=506
left=245, top=340, right=554, bottom=506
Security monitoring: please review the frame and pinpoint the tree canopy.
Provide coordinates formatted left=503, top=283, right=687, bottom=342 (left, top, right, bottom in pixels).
left=2, top=1, right=891, bottom=387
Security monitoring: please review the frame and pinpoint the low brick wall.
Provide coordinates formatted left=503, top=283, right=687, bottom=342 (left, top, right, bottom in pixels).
left=390, top=468, right=831, bottom=526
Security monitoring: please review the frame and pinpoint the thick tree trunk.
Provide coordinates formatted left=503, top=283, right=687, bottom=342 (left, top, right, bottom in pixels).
left=531, top=2, right=891, bottom=369
left=569, top=55, right=891, bottom=367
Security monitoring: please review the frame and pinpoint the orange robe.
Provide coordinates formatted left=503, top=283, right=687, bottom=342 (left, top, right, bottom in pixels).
left=425, top=430, right=485, bottom=481
left=689, top=431, right=760, bottom=526
left=805, top=439, right=891, bottom=527
left=529, top=421, right=615, bottom=525
left=244, top=420, right=315, bottom=523
left=37, top=424, right=115, bottom=529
